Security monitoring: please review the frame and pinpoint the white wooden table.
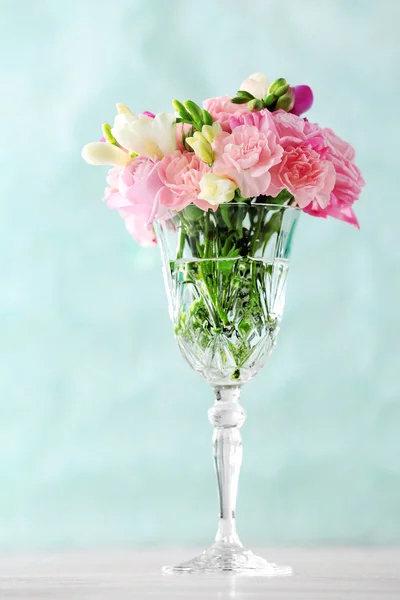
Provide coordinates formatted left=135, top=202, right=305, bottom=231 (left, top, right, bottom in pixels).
left=0, top=548, right=399, bottom=598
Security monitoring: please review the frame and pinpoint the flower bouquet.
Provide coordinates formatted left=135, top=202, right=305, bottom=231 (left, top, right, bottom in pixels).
left=82, top=72, right=364, bottom=575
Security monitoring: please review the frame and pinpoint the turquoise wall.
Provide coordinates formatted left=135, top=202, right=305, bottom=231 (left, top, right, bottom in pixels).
left=1, top=0, right=399, bottom=549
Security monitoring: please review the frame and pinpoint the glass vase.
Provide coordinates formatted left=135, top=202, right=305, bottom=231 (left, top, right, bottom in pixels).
left=155, top=201, right=300, bottom=575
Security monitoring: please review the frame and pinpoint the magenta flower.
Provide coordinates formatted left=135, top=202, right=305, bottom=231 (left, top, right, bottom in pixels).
left=291, top=85, right=314, bottom=116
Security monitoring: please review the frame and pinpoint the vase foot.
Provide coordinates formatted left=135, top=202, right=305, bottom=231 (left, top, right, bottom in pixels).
left=162, top=542, right=292, bottom=576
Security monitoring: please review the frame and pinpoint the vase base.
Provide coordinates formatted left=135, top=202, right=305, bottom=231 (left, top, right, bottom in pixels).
left=162, top=542, right=292, bottom=576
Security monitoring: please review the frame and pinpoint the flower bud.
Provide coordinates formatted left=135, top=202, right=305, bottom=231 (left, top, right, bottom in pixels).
left=263, top=93, right=277, bottom=107
left=236, top=90, right=255, bottom=100
left=172, top=99, right=192, bottom=121
left=102, top=123, right=117, bottom=145
left=239, top=73, right=269, bottom=100
left=186, top=132, right=214, bottom=163
left=116, top=103, right=134, bottom=116
left=202, top=109, right=214, bottom=126
left=275, top=87, right=295, bottom=112
left=81, top=142, right=130, bottom=166
left=273, top=82, right=290, bottom=97
left=201, top=122, right=222, bottom=144
left=291, top=85, right=314, bottom=116
left=231, top=96, right=251, bottom=104
left=198, top=173, right=236, bottom=206
left=268, top=78, right=287, bottom=95
left=248, top=99, right=263, bottom=111
left=184, top=100, right=204, bottom=125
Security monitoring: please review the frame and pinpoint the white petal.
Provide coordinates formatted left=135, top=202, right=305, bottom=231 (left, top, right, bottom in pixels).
left=112, top=114, right=152, bottom=154
left=116, top=103, right=135, bottom=116
left=81, top=142, right=130, bottom=166
left=151, top=112, right=177, bottom=156
left=240, top=72, right=269, bottom=99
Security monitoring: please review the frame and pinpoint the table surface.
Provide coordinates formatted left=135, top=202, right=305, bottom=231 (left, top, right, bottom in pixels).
left=0, top=548, right=399, bottom=599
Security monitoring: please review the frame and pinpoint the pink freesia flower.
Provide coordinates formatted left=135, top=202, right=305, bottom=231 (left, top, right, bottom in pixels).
left=212, top=125, right=283, bottom=198
left=203, top=95, right=250, bottom=132
left=103, top=156, right=173, bottom=246
left=158, top=150, right=214, bottom=211
left=268, top=142, right=336, bottom=209
left=291, top=85, right=314, bottom=116
left=142, top=111, right=155, bottom=118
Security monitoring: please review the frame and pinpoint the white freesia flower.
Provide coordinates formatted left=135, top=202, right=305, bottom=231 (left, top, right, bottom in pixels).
left=81, top=142, right=130, bottom=166
left=201, top=121, right=222, bottom=144
left=186, top=122, right=222, bottom=164
left=198, top=173, right=236, bottom=206
left=116, top=103, right=135, bottom=116
left=239, top=72, right=270, bottom=100
left=112, top=111, right=177, bottom=159
left=186, top=132, right=214, bottom=164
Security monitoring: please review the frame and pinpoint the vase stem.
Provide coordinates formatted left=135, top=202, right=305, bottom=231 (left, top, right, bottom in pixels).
left=208, top=385, right=246, bottom=545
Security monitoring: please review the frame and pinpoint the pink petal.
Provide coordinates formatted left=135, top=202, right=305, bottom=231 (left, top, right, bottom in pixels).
left=291, top=85, right=314, bottom=116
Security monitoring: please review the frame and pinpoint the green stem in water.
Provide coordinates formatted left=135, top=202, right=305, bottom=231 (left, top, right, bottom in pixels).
left=251, top=206, right=266, bottom=255
left=177, top=226, right=186, bottom=260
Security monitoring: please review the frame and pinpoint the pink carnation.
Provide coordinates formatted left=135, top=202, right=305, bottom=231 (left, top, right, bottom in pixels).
left=272, top=110, right=324, bottom=151
left=268, top=111, right=364, bottom=224
left=229, top=108, right=277, bottom=135
left=158, top=150, right=214, bottom=212
left=203, top=95, right=250, bottom=132
left=268, top=142, right=336, bottom=209
left=212, top=125, right=283, bottom=198
left=322, top=127, right=356, bottom=161
left=103, top=156, right=173, bottom=246
left=304, top=131, right=364, bottom=227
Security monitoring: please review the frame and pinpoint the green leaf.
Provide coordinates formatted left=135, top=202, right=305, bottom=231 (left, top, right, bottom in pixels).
left=219, top=204, right=233, bottom=229
left=184, top=205, right=204, bottom=221
left=227, top=248, right=241, bottom=258
left=269, top=189, right=293, bottom=205
left=221, top=233, right=236, bottom=257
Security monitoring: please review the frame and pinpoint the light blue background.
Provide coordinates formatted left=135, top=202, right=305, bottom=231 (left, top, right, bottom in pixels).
left=1, top=0, right=399, bottom=549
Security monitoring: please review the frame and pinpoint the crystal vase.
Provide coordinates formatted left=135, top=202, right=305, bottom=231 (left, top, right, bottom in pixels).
left=155, top=202, right=300, bottom=575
